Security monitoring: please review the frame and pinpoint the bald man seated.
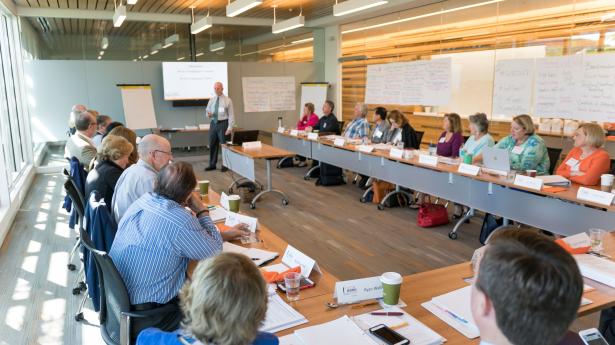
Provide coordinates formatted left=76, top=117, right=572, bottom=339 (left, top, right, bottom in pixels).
left=65, top=110, right=98, bottom=170
left=111, top=134, right=173, bottom=222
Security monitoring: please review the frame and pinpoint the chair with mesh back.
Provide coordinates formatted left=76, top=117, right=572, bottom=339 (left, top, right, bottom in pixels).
left=63, top=178, right=87, bottom=294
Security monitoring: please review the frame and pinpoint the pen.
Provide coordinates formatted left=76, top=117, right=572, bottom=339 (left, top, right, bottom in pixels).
left=370, top=312, right=404, bottom=316
left=444, top=309, right=469, bottom=324
left=251, top=258, right=259, bottom=261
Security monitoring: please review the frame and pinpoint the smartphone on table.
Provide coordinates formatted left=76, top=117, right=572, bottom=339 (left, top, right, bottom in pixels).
left=579, top=328, right=609, bottom=345
left=369, top=324, right=410, bottom=345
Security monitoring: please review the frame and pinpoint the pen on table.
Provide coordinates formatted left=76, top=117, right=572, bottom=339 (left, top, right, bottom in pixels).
left=370, top=312, right=404, bottom=316
left=444, top=309, right=469, bottom=324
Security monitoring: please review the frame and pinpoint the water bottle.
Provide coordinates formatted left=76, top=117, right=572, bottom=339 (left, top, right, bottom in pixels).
left=277, top=117, right=283, bottom=128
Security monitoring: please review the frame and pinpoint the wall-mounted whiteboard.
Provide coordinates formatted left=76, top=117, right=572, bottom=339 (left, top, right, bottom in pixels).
left=365, top=58, right=452, bottom=106
left=242, top=76, right=296, bottom=113
left=300, top=83, right=328, bottom=118
left=119, top=85, right=158, bottom=130
left=533, top=55, right=582, bottom=119
left=162, top=62, right=228, bottom=100
left=492, top=58, right=535, bottom=117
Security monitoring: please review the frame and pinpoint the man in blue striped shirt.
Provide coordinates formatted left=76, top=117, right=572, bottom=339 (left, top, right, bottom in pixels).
left=110, top=161, right=249, bottom=336
left=343, top=102, right=370, bottom=140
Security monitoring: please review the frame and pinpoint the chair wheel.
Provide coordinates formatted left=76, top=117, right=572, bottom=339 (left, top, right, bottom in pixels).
left=250, top=203, right=256, bottom=209
left=304, top=176, right=310, bottom=180
left=72, top=287, right=81, bottom=295
left=448, top=232, right=458, bottom=240
left=352, top=180, right=356, bottom=184
left=360, top=197, right=366, bottom=203
left=282, top=199, right=289, bottom=206
left=79, top=282, right=87, bottom=291
left=75, top=313, right=84, bottom=321
left=67, top=264, right=76, bottom=271
left=377, top=204, right=385, bottom=210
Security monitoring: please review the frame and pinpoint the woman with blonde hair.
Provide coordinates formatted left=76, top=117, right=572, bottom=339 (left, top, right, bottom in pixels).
left=556, top=123, right=610, bottom=185
left=108, top=125, right=139, bottom=166
left=136, top=252, right=278, bottom=345
left=85, top=134, right=134, bottom=207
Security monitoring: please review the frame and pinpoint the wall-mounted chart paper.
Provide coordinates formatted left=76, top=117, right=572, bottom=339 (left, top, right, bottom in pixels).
left=492, top=58, right=535, bottom=117
left=242, top=76, right=296, bottom=112
left=300, top=83, right=328, bottom=118
left=577, top=54, right=615, bottom=122
left=534, top=55, right=582, bottom=118
left=365, top=58, right=452, bottom=106
left=119, top=85, right=158, bottom=130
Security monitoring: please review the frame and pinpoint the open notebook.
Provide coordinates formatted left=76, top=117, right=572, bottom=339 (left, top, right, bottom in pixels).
left=222, top=242, right=278, bottom=267
left=260, top=293, right=307, bottom=333
left=423, top=285, right=480, bottom=339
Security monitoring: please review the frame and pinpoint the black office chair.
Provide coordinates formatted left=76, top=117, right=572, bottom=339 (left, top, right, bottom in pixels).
left=547, top=147, right=563, bottom=175
left=610, top=159, right=615, bottom=175
left=415, top=131, right=425, bottom=147
left=64, top=178, right=87, bottom=292
left=81, top=232, right=177, bottom=345
left=462, top=135, right=470, bottom=142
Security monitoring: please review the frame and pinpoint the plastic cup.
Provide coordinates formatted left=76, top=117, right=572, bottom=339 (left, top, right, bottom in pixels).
left=601, top=174, right=614, bottom=192
left=526, top=170, right=537, bottom=178
left=284, top=272, right=301, bottom=302
left=198, top=180, right=209, bottom=196
left=380, top=272, right=403, bottom=306
left=589, top=228, right=607, bottom=254
left=228, top=195, right=241, bottom=213
left=464, top=153, right=473, bottom=165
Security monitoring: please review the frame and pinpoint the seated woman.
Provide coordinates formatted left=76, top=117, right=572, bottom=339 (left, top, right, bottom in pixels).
left=137, top=252, right=278, bottom=345
left=462, top=113, right=494, bottom=163
left=436, top=113, right=463, bottom=158
left=108, top=125, right=139, bottom=166
left=295, top=103, right=319, bottom=167
left=556, top=123, right=610, bottom=185
left=491, top=114, right=550, bottom=175
left=370, top=107, right=390, bottom=144
left=85, top=135, right=133, bottom=207
left=386, top=110, right=419, bottom=149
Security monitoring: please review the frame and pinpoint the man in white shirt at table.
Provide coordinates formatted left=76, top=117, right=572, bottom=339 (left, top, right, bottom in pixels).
left=205, top=81, right=235, bottom=172
left=471, top=228, right=583, bottom=345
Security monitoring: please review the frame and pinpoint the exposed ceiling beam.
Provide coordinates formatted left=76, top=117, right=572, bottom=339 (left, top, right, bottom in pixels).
left=15, top=6, right=273, bottom=26
left=0, top=0, right=16, bottom=16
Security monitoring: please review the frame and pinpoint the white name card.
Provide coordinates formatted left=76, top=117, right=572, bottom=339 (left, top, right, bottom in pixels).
left=334, top=138, right=346, bottom=147
left=335, top=276, right=383, bottom=304
left=290, top=129, right=299, bottom=136
left=220, top=192, right=230, bottom=210
left=419, top=154, right=438, bottom=166
left=242, top=141, right=262, bottom=149
left=513, top=174, right=544, bottom=191
left=389, top=147, right=404, bottom=159
left=307, top=132, right=319, bottom=141
left=577, top=187, right=615, bottom=206
left=281, top=245, right=321, bottom=277
left=357, top=145, right=374, bottom=153
left=277, top=127, right=285, bottom=133
left=458, top=163, right=480, bottom=176
left=224, top=211, right=258, bottom=232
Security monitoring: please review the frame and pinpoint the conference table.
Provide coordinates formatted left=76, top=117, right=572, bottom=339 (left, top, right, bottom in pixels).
left=194, top=189, right=615, bottom=345
left=155, top=128, right=210, bottom=149
left=272, top=131, right=615, bottom=238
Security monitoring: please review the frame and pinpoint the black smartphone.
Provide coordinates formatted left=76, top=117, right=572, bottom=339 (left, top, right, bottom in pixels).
left=276, top=277, right=315, bottom=291
left=369, top=324, right=410, bottom=345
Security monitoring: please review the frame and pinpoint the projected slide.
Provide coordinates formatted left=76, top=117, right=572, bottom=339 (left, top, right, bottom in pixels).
left=162, top=62, right=228, bottom=100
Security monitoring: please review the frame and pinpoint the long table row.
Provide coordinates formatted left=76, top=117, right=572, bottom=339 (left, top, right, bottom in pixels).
left=196, top=189, right=615, bottom=345
left=272, top=131, right=615, bottom=237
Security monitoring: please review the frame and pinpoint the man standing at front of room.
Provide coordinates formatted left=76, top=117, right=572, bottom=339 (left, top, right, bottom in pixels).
left=205, top=81, right=235, bottom=172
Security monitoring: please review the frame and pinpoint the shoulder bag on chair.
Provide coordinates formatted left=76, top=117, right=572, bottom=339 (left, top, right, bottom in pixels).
left=417, top=195, right=450, bottom=228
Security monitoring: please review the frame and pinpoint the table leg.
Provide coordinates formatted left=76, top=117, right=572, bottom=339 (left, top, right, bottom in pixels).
left=250, top=159, right=289, bottom=209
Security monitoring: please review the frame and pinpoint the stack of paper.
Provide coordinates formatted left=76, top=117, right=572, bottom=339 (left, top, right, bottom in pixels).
left=293, top=316, right=377, bottom=345
left=222, top=242, right=278, bottom=267
left=575, top=254, right=615, bottom=288
left=537, top=175, right=571, bottom=186
left=353, top=307, right=445, bottom=345
left=208, top=206, right=228, bottom=223
left=260, top=294, right=307, bottom=333
left=422, top=285, right=480, bottom=339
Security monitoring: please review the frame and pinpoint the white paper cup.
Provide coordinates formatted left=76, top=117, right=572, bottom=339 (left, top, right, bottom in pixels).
left=601, top=174, right=614, bottom=191
left=380, top=272, right=403, bottom=306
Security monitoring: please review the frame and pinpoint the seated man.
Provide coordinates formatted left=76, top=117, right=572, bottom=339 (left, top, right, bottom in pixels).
left=110, top=161, right=249, bottom=336
left=111, top=134, right=172, bottom=222
left=472, top=228, right=583, bottom=345
left=65, top=110, right=98, bottom=170
left=92, top=115, right=112, bottom=148
left=343, top=102, right=370, bottom=140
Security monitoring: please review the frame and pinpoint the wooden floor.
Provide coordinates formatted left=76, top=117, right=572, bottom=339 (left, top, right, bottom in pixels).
left=0, top=143, right=592, bottom=344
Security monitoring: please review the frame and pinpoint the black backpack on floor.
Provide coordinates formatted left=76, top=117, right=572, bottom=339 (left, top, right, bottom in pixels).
left=316, top=163, right=344, bottom=186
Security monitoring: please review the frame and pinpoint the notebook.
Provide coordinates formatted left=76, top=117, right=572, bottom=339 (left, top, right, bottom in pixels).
left=222, top=242, right=278, bottom=267
left=260, top=294, right=307, bottom=333
left=208, top=206, right=228, bottom=223
left=537, top=175, right=571, bottom=186
left=575, top=254, right=615, bottom=288
left=424, top=285, right=480, bottom=339
left=293, top=315, right=377, bottom=345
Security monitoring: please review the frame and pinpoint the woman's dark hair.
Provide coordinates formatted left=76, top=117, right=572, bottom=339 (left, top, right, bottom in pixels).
left=103, top=122, right=125, bottom=138
left=375, top=107, right=387, bottom=121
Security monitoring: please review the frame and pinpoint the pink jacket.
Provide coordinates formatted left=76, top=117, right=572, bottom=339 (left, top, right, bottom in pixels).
left=297, top=113, right=319, bottom=130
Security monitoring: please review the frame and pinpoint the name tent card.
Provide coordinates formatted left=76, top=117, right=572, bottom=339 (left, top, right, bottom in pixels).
left=307, top=132, right=319, bottom=141
left=334, top=138, right=346, bottom=147
left=290, top=129, right=299, bottom=136
left=513, top=174, right=543, bottom=191
left=335, top=276, right=383, bottom=304
left=458, top=163, right=480, bottom=176
left=277, top=127, right=285, bottom=133
left=242, top=141, right=262, bottom=149
left=225, top=211, right=258, bottom=232
left=357, top=145, right=374, bottom=153
left=419, top=154, right=438, bottom=166
left=389, top=147, right=404, bottom=159
left=281, top=245, right=321, bottom=277
left=577, top=187, right=615, bottom=206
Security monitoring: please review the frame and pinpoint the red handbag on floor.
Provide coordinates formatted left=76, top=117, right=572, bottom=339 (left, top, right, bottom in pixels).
left=417, top=196, right=450, bottom=228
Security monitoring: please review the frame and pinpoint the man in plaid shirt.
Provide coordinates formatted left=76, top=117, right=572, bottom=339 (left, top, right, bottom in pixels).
left=343, top=103, right=370, bottom=140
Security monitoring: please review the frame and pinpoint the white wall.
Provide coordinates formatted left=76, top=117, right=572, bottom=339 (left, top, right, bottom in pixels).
left=24, top=60, right=318, bottom=142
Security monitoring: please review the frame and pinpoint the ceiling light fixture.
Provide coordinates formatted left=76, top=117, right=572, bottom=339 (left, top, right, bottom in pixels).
left=333, top=0, right=388, bottom=17
left=127, top=0, right=137, bottom=4
left=99, top=50, right=105, bottom=55
left=143, top=54, right=149, bottom=59
left=291, top=37, right=313, bottom=44
left=272, top=5, right=304, bottom=34
left=191, top=7, right=213, bottom=34
left=151, top=43, right=162, bottom=55
left=113, top=2, right=127, bottom=27
left=101, top=37, right=109, bottom=50
left=163, top=33, right=179, bottom=48
left=210, top=40, right=226, bottom=52
left=196, top=52, right=204, bottom=57
left=177, top=56, right=185, bottom=61
left=97, top=56, right=102, bottom=60
left=341, top=0, right=504, bottom=34
left=226, top=0, right=263, bottom=17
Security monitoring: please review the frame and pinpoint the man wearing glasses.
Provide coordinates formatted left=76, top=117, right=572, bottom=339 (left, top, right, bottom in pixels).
left=112, top=134, right=173, bottom=222
left=64, top=111, right=98, bottom=171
